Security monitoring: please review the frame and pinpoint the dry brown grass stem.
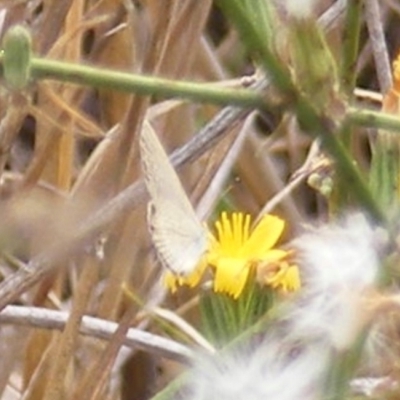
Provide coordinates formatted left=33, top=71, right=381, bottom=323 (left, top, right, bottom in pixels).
left=0, top=304, right=192, bottom=363
left=365, top=0, right=393, bottom=92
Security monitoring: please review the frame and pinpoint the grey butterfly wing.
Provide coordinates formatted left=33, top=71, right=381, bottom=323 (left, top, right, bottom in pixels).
left=147, top=201, right=208, bottom=275
left=140, top=122, right=208, bottom=275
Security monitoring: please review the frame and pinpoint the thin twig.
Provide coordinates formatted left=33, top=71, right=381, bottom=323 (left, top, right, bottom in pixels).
left=255, top=140, right=321, bottom=223
left=319, top=0, right=346, bottom=32
left=196, top=112, right=255, bottom=221
left=364, top=0, right=393, bottom=93
left=151, top=307, right=215, bottom=354
left=0, top=305, right=193, bottom=363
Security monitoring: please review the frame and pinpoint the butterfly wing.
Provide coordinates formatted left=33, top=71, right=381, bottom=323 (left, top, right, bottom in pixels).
left=140, top=122, right=208, bottom=276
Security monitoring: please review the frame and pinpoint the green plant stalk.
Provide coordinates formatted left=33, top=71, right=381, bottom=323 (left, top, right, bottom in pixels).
left=0, top=24, right=264, bottom=109
left=338, top=0, right=363, bottom=159
left=2, top=56, right=400, bottom=135
left=345, top=105, right=400, bottom=208
left=244, top=0, right=277, bottom=52
left=369, top=131, right=400, bottom=215
left=216, top=0, right=296, bottom=96
left=216, top=0, right=383, bottom=221
left=340, top=0, right=363, bottom=94
left=0, top=53, right=266, bottom=109
left=323, top=331, right=367, bottom=400
left=31, top=61, right=400, bottom=134
left=289, top=16, right=339, bottom=112
left=347, top=106, right=400, bottom=132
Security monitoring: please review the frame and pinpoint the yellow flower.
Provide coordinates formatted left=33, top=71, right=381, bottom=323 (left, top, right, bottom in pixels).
left=164, top=257, right=208, bottom=293
left=164, top=212, right=300, bottom=299
left=207, top=212, right=297, bottom=299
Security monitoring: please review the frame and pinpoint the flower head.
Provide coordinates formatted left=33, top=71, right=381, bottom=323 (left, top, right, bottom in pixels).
left=164, top=212, right=299, bottom=299
left=207, top=212, right=299, bottom=299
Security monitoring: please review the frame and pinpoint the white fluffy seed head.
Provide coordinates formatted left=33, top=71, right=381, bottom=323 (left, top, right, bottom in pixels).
left=295, top=213, right=380, bottom=291
left=284, top=0, right=318, bottom=19
left=290, top=213, right=381, bottom=350
left=187, top=338, right=329, bottom=400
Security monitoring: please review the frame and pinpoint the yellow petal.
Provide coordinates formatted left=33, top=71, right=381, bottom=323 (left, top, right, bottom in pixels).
left=163, top=258, right=208, bottom=293
left=184, top=258, right=208, bottom=288
left=241, top=215, right=285, bottom=257
left=284, top=265, right=301, bottom=292
left=164, top=271, right=178, bottom=293
left=263, top=262, right=301, bottom=293
left=217, top=212, right=233, bottom=248
left=212, top=258, right=250, bottom=299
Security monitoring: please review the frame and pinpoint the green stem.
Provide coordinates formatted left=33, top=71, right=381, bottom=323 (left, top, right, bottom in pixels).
left=217, top=0, right=384, bottom=222
left=323, top=332, right=367, bottom=400
left=0, top=24, right=265, bottom=109
left=340, top=0, right=363, bottom=94
left=346, top=106, right=400, bottom=132
left=0, top=52, right=266, bottom=108
left=216, top=0, right=296, bottom=96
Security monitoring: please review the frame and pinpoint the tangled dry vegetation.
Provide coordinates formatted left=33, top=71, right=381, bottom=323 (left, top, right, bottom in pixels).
left=0, top=0, right=400, bottom=399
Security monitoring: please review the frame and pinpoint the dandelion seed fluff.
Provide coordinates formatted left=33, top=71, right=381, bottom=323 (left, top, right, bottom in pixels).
left=188, top=338, right=329, bottom=400
left=284, top=0, right=318, bottom=19
left=291, top=213, right=381, bottom=350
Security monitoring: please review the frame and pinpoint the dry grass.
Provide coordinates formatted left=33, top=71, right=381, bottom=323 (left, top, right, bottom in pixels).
left=0, top=0, right=398, bottom=399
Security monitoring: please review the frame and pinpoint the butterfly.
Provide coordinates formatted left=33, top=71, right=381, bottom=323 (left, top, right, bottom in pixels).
left=139, top=122, right=209, bottom=276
